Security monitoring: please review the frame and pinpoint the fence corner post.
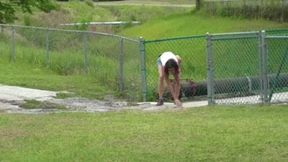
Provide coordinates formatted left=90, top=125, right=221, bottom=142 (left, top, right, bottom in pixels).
left=119, top=37, right=125, bottom=94
left=83, top=32, right=89, bottom=74
left=207, top=32, right=215, bottom=105
left=139, top=37, right=147, bottom=102
left=46, top=27, right=51, bottom=67
left=11, top=26, right=16, bottom=62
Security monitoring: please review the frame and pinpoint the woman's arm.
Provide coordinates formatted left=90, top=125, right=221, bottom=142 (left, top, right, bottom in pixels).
left=165, top=76, right=177, bottom=100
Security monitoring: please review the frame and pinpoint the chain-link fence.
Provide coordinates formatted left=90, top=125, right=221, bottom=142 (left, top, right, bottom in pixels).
left=142, top=35, right=207, bottom=102
left=0, top=24, right=141, bottom=101
left=207, top=30, right=288, bottom=105
left=1, top=24, right=288, bottom=105
left=207, top=31, right=262, bottom=105
left=142, top=29, right=288, bottom=105
left=266, top=34, right=288, bottom=104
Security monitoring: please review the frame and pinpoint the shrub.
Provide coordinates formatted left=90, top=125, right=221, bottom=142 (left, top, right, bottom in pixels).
left=202, top=0, right=288, bottom=22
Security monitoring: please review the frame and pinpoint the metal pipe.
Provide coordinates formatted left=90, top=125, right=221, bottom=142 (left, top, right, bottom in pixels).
left=164, top=74, right=288, bottom=99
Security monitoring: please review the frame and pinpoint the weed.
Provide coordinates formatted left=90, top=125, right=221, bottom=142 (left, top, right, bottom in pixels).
left=20, top=99, right=67, bottom=110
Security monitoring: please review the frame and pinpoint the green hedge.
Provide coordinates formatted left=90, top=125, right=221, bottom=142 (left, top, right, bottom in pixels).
left=202, top=0, right=288, bottom=22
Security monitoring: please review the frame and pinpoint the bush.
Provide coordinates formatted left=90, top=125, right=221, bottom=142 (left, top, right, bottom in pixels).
left=202, top=0, right=288, bottom=22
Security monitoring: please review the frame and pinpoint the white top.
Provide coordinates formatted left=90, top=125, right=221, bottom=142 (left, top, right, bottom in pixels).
left=159, top=51, right=178, bottom=66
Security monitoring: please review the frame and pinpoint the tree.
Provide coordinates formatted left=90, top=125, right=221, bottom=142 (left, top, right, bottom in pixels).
left=0, top=0, right=56, bottom=23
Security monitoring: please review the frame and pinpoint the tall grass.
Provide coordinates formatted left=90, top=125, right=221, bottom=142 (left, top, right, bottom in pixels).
left=18, top=1, right=191, bottom=32
left=0, top=46, right=113, bottom=98
left=0, top=26, right=141, bottom=100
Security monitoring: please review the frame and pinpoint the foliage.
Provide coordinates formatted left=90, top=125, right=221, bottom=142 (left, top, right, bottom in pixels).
left=202, top=0, right=288, bottom=22
left=20, top=99, right=67, bottom=109
left=15, top=1, right=191, bottom=30
left=103, top=5, right=191, bottom=23
left=0, top=0, right=58, bottom=23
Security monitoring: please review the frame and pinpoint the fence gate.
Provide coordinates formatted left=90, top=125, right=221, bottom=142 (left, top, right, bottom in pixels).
left=207, top=30, right=288, bottom=105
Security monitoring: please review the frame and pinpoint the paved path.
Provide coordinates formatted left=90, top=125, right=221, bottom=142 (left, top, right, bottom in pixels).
left=1, top=84, right=287, bottom=114
left=0, top=84, right=207, bottom=114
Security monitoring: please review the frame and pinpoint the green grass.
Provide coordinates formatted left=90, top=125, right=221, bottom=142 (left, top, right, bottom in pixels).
left=0, top=58, right=112, bottom=99
left=20, top=99, right=67, bottom=110
left=121, top=12, right=288, bottom=39
left=0, top=105, right=288, bottom=161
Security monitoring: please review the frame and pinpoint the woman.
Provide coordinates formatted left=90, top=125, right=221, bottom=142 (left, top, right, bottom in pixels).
left=156, top=51, right=182, bottom=107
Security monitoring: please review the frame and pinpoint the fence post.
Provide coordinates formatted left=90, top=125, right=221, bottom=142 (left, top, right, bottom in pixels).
left=119, top=37, right=125, bottom=93
left=259, top=30, right=269, bottom=104
left=11, top=26, right=16, bottom=62
left=46, top=28, right=51, bottom=66
left=83, top=32, right=89, bottom=73
left=207, top=33, right=215, bottom=105
left=139, top=37, right=147, bottom=102
left=281, top=0, right=285, bottom=22
left=196, top=0, right=201, bottom=10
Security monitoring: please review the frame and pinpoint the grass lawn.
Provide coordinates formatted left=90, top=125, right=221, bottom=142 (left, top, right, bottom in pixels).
left=1, top=105, right=287, bottom=161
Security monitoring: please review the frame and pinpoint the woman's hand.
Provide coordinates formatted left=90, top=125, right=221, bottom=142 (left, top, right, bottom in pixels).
left=175, top=99, right=182, bottom=107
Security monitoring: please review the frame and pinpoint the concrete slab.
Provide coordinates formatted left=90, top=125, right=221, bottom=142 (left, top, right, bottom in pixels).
left=0, top=84, right=57, bottom=101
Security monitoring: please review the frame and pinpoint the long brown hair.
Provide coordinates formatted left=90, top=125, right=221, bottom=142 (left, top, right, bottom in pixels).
left=164, top=59, right=179, bottom=74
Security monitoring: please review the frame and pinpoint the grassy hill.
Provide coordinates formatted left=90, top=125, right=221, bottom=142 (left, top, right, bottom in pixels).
left=17, top=1, right=288, bottom=38
left=121, top=12, right=288, bottom=39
